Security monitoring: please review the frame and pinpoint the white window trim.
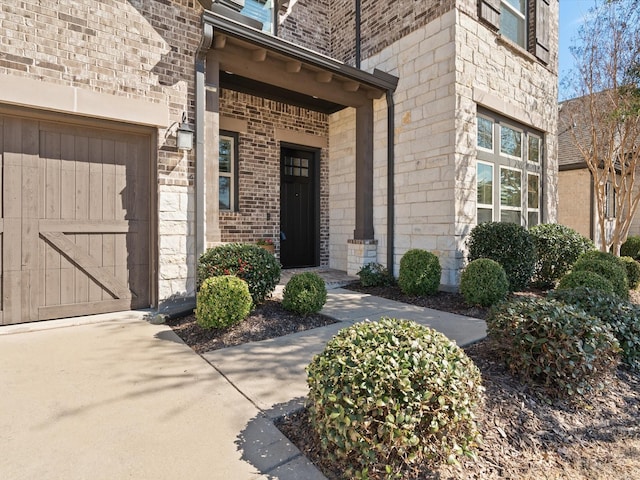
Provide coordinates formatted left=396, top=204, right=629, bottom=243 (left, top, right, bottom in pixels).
left=527, top=134, right=541, bottom=164
left=499, top=124, right=523, bottom=161
left=527, top=172, right=541, bottom=226
left=477, top=160, right=495, bottom=222
left=502, top=0, right=526, bottom=20
left=477, top=115, right=495, bottom=153
left=500, top=165, right=523, bottom=216
left=219, top=134, right=235, bottom=211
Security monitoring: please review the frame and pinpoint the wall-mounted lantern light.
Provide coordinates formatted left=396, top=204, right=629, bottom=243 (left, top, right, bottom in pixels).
left=177, top=113, right=194, bottom=151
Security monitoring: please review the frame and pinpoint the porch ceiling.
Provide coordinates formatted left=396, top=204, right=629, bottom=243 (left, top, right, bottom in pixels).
left=203, top=10, right=398, bottom=111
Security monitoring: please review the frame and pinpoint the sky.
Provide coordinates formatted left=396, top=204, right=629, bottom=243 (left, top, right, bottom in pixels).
left=558, top=0, right=596, bottom=99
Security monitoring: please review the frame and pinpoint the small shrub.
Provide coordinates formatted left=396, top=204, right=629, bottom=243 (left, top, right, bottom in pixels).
left=621, top=256, right=640, bottom=289
left=307, top=318, right=483, bottom=478
left=467, top=222, right=536, bottom=291
left=529, top=223, right=594, bottom=288
left=398, top=249, right=441, bottom=296
left=573, top=257, right=629, bottom=299
left=556, top=270, right=615, bottom=295
left=549, top=287, right=640, bottom=372
left=621, top=235, right=640, bottom=259
left=196, top=276, right=253, bottom=329
left=459, top=259, right=509, bottom=307
left=487, top=298, right=620, bottom=399
left=197, top=243, right=281, bottom=304
left=357, top=262, right=395, bottom=287
left=282, top=272, right=327, bottom=315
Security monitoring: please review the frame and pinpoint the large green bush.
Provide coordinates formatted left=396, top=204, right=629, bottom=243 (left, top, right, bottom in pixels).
left=282, top=272, right=327, bottom=315
left=577, top=250, right=626, bottom=268
left=556, top=270, right=615, bottom=295
left=467, top=222, right=536, bottom=291
left=357, top=262, right=395, bottom=287
left=572, top=256, right=629, bottom=299
left=487, top=298, right=620, bottom=399
left=398, top=249, right=441, bottom=296
left=307, top=318, right=483, bottom=478
left=529, top=223, right=594, bottom=288
left=459, top=258, right=509, bottom=307
left=621, top=235, right=640, bottom=259
left=197, top=243, right=281, bottom=304
left=196, top=276, right=253, bottom=329
left=549, top=287, right=640, bottom=372
left=621, top=256, right=640, bottom=289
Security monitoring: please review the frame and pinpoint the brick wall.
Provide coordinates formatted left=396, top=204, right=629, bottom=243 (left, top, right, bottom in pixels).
left=219, top=89, right=330, bottom=266
left=0, top=0, right=201, bottom=187
left=278, top=0, right=331, bottom=56
left=558, top=169, right=592, bottom=239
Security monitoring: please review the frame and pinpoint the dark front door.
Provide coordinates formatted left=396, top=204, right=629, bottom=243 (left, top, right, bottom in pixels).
left=280, top=147, right=319, bottom=268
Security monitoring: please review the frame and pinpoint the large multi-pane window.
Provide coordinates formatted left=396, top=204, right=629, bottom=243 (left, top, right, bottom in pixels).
left=219, top=132, right=238, bottom=211
left=476, top=110, right=543, bottom=227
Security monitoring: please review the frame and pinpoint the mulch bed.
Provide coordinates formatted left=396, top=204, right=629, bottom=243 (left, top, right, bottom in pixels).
left=166, top=299, right=336, bottom=354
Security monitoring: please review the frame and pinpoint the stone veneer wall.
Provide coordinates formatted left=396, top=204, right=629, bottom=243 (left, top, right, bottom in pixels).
left=331, top=4, right=558, bottom=288
left=219, top=89, right=330, bottom=266
left=0, top=0, right=203, bottom=305
left=330, top=0, right=456, bottom=66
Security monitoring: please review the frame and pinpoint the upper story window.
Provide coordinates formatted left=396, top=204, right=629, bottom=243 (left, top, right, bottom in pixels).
left=501, top=0, right=526, bottom=48
left=478, top=0, right=551, bottom=64
left=241, top=0, right=274, bottom=33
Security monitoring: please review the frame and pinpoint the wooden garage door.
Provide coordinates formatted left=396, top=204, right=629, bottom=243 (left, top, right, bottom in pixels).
left=0, top=113, right=152, bottom=325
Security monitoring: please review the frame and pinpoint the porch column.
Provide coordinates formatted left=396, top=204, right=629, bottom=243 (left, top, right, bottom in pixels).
left=205, top=54, right=222, bottom=246
left=354, top=99, right=374, bottom=240
left=348, top=99, right=377, bottom=276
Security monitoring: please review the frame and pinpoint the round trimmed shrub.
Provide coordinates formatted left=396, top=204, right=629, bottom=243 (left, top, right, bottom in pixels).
left=197, top=243, right=281, bottom=304
left=621, top=235, right=640, bottom=259
left=573, top=256, right=629, bottom=299
left=529, top=223, right=594, bottom=288
left=487, top=298, right=620, bottom=398
left=556, top=270, right=615, bottom=295
left=306, top=318, right=483, bottom=478
left=398, top=249, right=441, bottom=296
left=282, top=272, right=327, bottom=315
left=196, top=275, right=253, bottom=329
left=549, top=287, right=640, bottom=372
left=459, top=259, right=509, bottom=307
left=357, top=262, right=395, bottom=287
left=577, top=250, right=626, bottom=268
left=467, top=222, right=536, bottom=291
left=621, top=256, right=640, bottom=289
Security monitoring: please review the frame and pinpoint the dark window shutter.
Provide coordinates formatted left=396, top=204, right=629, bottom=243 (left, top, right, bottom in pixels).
left=478, top=0, right=500, bottom=30
left=534, top=0, right=550, bottom=64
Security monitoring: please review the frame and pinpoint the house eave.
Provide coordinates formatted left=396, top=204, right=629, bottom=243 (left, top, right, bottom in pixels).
left=202, top=9, right=399, bottom=97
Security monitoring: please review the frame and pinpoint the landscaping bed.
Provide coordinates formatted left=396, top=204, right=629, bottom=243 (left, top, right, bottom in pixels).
left=168, top=285, right=640, bottom=479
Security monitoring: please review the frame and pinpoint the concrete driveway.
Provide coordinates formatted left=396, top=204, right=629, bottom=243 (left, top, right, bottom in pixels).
left=0, top=315, right=274, bottom=480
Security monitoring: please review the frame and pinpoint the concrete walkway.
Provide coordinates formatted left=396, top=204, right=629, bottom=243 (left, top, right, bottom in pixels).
left=0, top=283, right=486, bottom=480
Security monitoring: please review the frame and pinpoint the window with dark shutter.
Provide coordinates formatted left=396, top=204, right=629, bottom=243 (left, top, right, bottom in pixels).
left=533, top=0, right=550, bottom=64
left=479, top=0, right=501, bottom=29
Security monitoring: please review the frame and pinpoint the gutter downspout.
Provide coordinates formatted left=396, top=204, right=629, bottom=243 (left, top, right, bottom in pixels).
left=386, top=89, right=395, bottom=273
left=355, top=0, right=361, bottom=68
left=195, top=22, right=214, bottom=261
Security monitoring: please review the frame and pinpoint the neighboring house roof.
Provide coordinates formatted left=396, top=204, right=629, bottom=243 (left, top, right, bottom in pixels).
left=558, top=96, right=590, bottom=170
